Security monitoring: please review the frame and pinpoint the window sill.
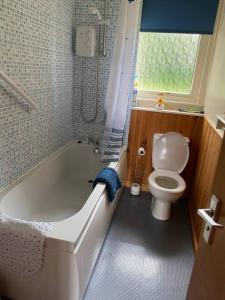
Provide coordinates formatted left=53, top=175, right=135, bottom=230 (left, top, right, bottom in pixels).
left=137, top=91, right=199, bottom=104
left=132, top=106, right=204, bottom=118
left=135, top=97, right=204, bottom=111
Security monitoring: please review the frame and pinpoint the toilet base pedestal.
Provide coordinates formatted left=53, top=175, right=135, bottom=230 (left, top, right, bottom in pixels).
left=151, top=197, right=171, bottom=220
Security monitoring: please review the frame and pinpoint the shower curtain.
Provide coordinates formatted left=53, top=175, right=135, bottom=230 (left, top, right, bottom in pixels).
left=102, top=0, right=142, bottom=162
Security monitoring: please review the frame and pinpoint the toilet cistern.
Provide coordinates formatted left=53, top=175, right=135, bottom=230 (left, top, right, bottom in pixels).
left=148, top=132, right=190, bottom=221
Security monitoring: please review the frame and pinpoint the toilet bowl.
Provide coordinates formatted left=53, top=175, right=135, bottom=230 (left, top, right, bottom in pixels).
left=148, top=132, right=189, bottom=220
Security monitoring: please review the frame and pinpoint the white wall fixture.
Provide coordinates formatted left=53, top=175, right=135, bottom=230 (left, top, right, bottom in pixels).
left=76, top=26, right=96, bottom=57
left=138, top=147, right=145, bottom=156
left=0, top=70, right=38, bottom=110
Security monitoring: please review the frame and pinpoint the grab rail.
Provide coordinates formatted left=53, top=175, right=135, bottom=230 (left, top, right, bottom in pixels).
left=0, top=70, right=38, bottom=110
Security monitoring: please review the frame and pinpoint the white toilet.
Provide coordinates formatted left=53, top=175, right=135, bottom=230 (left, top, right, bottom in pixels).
left=148, top=132, right=189, bottom=221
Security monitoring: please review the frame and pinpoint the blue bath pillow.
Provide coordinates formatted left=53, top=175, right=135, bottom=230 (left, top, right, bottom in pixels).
left=93, top=167, right=122, bottom=202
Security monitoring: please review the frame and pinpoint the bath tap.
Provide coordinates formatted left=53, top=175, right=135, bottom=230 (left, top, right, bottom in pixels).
left=93, top=139, right=100, bottom=154
left=88, top=136, right=94, bottom=144
left=88, top=136, right=101, bottom=153
left=93, top=143, right=100, bottom=153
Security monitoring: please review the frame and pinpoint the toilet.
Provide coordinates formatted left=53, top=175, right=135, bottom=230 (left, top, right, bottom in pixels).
left=148, top=132, right=189, bottom=221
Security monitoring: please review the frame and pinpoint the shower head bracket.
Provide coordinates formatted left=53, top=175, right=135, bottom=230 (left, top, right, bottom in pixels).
left=88, top=6, right=102, bottom=21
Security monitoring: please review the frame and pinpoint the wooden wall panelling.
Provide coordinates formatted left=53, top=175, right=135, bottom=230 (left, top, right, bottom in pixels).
left=189, top=118, right=222, bottom=250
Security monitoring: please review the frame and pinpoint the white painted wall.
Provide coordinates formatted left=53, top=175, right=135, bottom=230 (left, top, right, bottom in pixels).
left=204, top=3, right=225, bottom=126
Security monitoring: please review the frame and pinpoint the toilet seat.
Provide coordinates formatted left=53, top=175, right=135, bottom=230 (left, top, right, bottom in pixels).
left=148, top=169, right=186, bottom=193
left=152, top=132, right=189, bottom=174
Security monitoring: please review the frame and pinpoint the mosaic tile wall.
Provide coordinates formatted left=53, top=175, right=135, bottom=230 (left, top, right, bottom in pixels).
left=73, top=0, right=121, bottom=140
left=0, top=0, right=75, bottom=188
left=73, top=0, right=142, bottom=145
left=0, top=0, right=141, bottom=188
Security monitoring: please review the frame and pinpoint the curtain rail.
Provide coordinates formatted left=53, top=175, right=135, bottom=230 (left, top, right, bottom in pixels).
left=0, top=70, right=38, bottom=110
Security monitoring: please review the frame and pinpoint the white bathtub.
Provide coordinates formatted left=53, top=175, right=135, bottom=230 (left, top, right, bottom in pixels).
left=0, top=142, right=127, bottom=300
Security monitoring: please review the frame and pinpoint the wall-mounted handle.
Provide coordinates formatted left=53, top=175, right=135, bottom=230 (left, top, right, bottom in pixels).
left=198, top=195, right=224, bottom=244
left=198, top=208, right=223, bottom=228
left=0, top=70, right=38, bottom=110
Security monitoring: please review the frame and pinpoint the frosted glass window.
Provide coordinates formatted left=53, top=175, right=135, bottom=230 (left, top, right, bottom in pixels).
left=136, top=33, right=200, bottom=94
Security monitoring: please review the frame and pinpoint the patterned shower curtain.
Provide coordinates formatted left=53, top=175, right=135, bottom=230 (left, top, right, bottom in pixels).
left=101, top=0, right=142, bottom=162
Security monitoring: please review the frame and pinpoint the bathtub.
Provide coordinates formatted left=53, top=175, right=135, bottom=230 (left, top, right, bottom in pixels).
left=0, top=142, right=127, bottom=300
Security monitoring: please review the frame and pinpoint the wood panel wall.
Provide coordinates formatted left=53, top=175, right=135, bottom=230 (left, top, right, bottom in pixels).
left=126, top=110, right=222, bottom=251
left=189, top=117, right=222, bottom=250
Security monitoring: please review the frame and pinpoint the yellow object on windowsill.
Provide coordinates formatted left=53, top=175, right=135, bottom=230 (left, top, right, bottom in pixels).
left=154, top=95, right=165, bottom=110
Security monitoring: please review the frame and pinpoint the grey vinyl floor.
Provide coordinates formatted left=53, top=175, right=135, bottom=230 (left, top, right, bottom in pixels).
left=83, top=189, right=194, bottom=300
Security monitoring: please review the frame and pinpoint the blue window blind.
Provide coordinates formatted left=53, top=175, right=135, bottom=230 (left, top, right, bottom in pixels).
left=141, top=0, right=219, bottom=34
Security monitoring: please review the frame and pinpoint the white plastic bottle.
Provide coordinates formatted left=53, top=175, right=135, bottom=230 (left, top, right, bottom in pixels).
left=132, top=88, right=138, bottom=107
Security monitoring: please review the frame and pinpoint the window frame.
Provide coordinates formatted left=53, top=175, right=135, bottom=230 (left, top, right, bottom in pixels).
left=137, top=34, right=214, bottom=105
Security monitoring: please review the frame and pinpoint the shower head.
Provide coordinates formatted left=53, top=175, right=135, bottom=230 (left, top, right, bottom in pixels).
left=88, top=6, right=102, bottom=21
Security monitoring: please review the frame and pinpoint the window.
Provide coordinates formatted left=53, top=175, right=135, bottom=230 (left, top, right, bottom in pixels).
left=136, top=32, right=213, bottom=104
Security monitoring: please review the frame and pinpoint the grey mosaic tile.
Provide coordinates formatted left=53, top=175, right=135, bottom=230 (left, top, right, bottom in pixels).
left=0, top=0, right=75, bottom=188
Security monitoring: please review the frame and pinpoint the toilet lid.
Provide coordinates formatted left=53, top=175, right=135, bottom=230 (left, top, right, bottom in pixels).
left=152, top=132, right=189, bottom=174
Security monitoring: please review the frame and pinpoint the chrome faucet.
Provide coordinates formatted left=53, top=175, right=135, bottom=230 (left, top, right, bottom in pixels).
left=93, top=140, right=100, bottom=153
left=88, top=136, right=94, bottom=144
left=88, top=135, right=101, bottom=153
